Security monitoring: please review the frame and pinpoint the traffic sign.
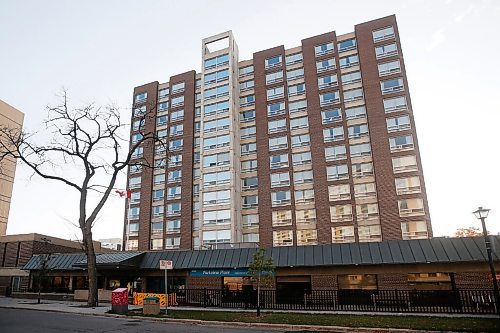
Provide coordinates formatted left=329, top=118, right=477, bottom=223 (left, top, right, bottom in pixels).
left=160, top=260, right=173, bottom=270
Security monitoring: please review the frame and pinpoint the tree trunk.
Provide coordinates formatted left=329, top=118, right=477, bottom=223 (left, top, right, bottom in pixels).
left=257, top=275, right=261, bottom=317
left=84, top=229, right=98, bottom=307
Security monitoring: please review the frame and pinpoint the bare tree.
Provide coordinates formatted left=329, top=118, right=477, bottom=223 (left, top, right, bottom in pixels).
left=0, top=90, right=160, bottom=307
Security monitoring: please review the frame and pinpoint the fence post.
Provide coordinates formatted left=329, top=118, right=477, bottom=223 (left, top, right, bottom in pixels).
left=395, top=289, right=400, bottom=312
left=203, top=288, right=207, bottom=308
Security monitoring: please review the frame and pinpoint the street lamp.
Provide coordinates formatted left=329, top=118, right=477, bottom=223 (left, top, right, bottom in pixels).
left=473, top=207, right=500, bottom=316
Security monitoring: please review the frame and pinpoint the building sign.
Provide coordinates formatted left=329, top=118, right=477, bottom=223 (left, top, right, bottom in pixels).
left=160, top=260, right=173, bottom=270
left=190, top=269, right=249, bottom=277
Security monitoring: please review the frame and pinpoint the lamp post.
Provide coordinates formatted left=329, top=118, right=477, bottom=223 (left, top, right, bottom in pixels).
left=473, top=207, right=500, bottom=316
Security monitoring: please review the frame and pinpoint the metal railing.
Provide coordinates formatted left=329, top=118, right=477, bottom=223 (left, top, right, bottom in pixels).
left=175, top=289, right=497, bottom=314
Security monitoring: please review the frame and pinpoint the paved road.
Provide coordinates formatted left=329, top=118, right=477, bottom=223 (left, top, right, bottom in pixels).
left=0, top=308, right=283, bottom=333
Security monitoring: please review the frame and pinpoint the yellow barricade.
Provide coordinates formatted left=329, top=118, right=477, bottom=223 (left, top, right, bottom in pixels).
left=133, top=292, right=178, bottom=306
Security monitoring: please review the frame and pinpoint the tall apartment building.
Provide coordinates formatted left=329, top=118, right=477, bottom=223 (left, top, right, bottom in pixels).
left=0, top=100, right=24, bottom=236
left=125, top=15, right=431, bottom=251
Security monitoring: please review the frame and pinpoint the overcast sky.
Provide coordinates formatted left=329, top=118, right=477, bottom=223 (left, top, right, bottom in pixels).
left=1, top=0, right=499, bottom=241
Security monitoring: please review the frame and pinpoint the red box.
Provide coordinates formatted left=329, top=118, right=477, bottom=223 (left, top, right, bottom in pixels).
left=112, top=288, right=129, bottom=306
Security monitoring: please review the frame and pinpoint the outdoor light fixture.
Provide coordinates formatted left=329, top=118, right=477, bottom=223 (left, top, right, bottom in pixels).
left=472, top=206, right=500, bottom=316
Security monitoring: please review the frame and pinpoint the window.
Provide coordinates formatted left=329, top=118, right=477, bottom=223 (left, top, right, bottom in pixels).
left=241, top=109, right=256, bottom=122
left=296, top=209, right=316, bottom=224
left=131, top=133, right=143, bottom=144
left=271, top=172, right=290, bottom=187
left=320, top=91, right=340, bottom=106
left=171, top=95, right=184, bottom=107
left=128, top=222, right=139, bottom=235
left=294, top=189, right=315, bottom=204
left=167, top=186, right=181, bottom=200
left=203, top=171, right=230, bottom=187
left=318, top=74, right=338, bottom=89
left=170, top=124, right=184, bottom=136
left=156, top=115, right=168, bottom=127
left=193, top=184, right=200, bottom=195
left=241, top=126, right=256, bottom=139
left=291, top=134, right=310, bottom=148
left=194, top=121, right=201, bottom=133
left=321, top=108, right=342, bottom=124
left=128, top=207, right=140, bottom=220
left=205, top=100, right=230, bottom=116
left=167, top=170, right=182, bottom=183
left=155, top=144, right=166, bottom=156
left=270, top=153, right=289, bottom=169
left=203, top=134, right=230, bottom=150
left=399, top=198, right=425, bottom=216
left=154, top=158, right=166, bottom=170
left=326, top=164, right=349, bottom=181
left=381, top=78, right=404, bottom=94
left=129, top=164, right=142, bottom=174
left=288, top=84, right=306, bottom=97
left=339, top=274, right=378, bottom=290
left=341, top=71, right=362, bottom=85
left=133, top=119, right=145, bottom=131
left=269, top=136, right=288, bottom=151
left=204, top=190, right=231, bottom=206
left=196, top=79, right=201, bottom=89
left=338, top=38, right=357, bottom=52
left=133, top=106, right=147, bottom=118
left=152, top=189, right=164, bottom=202
left=402, top=221, right=429, bottom=240
left=339, top=55, right=359, bottom=68
left=240, top=95, right=255, bottom=107
left=267, top=102, right=286, bottom=117
left=267, top=86, right=284, bottom=100
left=316, top=58, right=336, bottom=72
left=241, top=143, right=257, bottom=155
left=292, top=151, right=311, bottom=166
left=169, top=154, right=182, bottom=167
left=242, top=214, right=259, bottom=227
left=171, top=82, right=185, bottom=94
left=241, top=159, right=257, bottom=172
left=290, top=116, right=308, bottom=130
left=239, top=65, right=254, bottom=77
left=332, top=226, right=355, bottom=243
left=135, top=92, right=147, bottom=103
left=242, top=177, right=258, bottom=190
left=383, top=96, right=407, bottom=113
left=242, top=195, right=258, bottom=208
left=392, top=155, right=418, bottom=173
left=266, top=71, right=283, bottom=84
left=153, top=174, right=165, bottom=185
left=242, top=233, right=259, bottom=243
left=343, top=88, right=364, bottom=102
left=170, top=109, right=184, bottom=121
left=373, top=26, right=395, bottom=42
left=395, top=176, right=421, bottom=195
left=350, top=143, right=371, bottom=157
left=193, top=168, right=200, bottom=180
left=375, top=43, right=398, bottom=59
left=165, top=220, right=181, bottom=233
left=345, top=106, right=366, bottom=120
left=272, top=210, right=292, bottom=226
left=203, top=210, right=231, bottom=225
left=387, top=115, right=410, bottom=132
left=330, top=204, right=353, bottom=222
left=151, top=222, right=163, bottom=234
left=294, top=170, right=314, bottom=184
left=352, top=162, right=373, bottom=178
left=152, top=205, right=164, bottom=217
left=156, top=129, right=167, bottom=140
left=204, top=54, right=229, bottom=69
left=268, top=119, right=287, bottom=133
left=389, top=135, right=414, bottom=152
left=273, top=230, right=293, bottom=247
left=286, top=52, right=303, bottom=65
left=323, top=126, right=344, bottom=142
left=272, top=190, right=291, bottom=207
left=166, top=202, right=181, bottom=216
left=297, top=230, right=318, bottom=246
left=202, top=230, right=231, bottom=245
left=315, top=42, right=334, bottom=56
left=131, top=146, right=143, bottom=159
left=165, top=236, right=181, bottom=249
left=328, top=184, right=350, bottom=201
left=130, top=191, right=140, bottom=204
left=378, top=60, right=401, bottom=76
left=287, top=68, right=304, bottom=81
left=265, top=55, right=282, bottom=69
left=325, top=145, right=347, bottom=161
left=204, top=117, right=230, bottom=133
left=129, top=176, right=141, bottom=189
left=354, top=183, right=377, bottom=199
left=204, top=84, right=229, bottom=100
left=240, top=80, right=254, bottom=91
left=348, top=124, right=369, bottom=139
left=289, top=100, right=307, bottom=113
left=158, top=88, right=169, bottom=99
left=169, top=139, right=183, bottom=151
left=205, top=69, right=229, bottom=85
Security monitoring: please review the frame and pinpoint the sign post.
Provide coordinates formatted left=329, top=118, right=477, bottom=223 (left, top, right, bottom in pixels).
left=159, top=260, right=173, bottom=314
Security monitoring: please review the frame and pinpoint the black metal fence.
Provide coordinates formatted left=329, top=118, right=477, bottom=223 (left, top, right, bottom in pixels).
left=176, top=288, right=497, bottom=314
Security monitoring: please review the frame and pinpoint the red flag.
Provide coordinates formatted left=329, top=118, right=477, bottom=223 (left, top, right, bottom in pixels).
left=126, top=190, right=131, bottom=199
left=115, top=189, right=131, bottom=198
